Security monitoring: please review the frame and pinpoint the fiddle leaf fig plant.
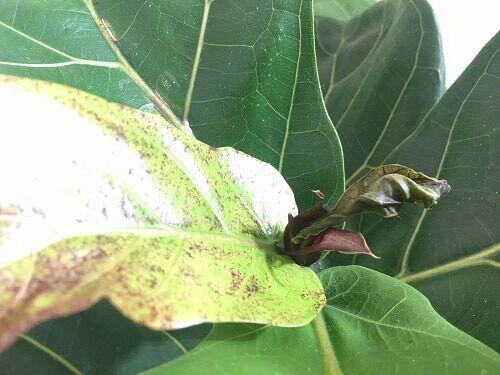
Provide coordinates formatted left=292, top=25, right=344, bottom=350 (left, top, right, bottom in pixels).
left=0, top=0, right=499, bottom=374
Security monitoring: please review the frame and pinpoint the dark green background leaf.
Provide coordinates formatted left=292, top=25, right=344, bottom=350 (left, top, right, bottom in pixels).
left=0, top=0, right=149, bottom=109
left=0, top=302, right=210, bottom=375
left=316, top=0, right=444, bottom=186
left=90, top=0, right=344, bottom=210
left=314, top=0, right=374, bottom=21
left=146, top=266, right=500, bottom=374
left=324, top=31, right=500, bottom=350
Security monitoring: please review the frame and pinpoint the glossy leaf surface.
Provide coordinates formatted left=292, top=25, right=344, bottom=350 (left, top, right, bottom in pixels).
left=0, top=0, right=149, bottom=109
left=314, top=0, right=374, bottom=21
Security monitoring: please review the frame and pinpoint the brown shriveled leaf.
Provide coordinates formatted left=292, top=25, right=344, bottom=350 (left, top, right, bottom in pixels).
left=285, top=165, right=450, bottom=265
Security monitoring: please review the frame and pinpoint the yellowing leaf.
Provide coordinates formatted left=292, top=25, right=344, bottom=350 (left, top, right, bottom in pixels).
left=0, top=76, right=324, bottom=352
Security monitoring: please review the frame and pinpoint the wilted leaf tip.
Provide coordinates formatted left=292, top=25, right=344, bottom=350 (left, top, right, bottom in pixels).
left=283, top=165, right=450, bottom=266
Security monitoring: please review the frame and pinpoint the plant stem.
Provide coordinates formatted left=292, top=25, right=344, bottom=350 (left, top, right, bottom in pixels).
left=312, top=314, right=344, bottom=375
left=398, top=243, right=500, bottom=283
left=82, top=0, right=182, bottom=129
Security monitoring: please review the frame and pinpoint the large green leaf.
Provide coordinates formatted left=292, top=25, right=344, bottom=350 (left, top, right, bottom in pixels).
left=0, top=0, right=344, bottom=211
left=325, top=32, right=500, bottom=350
left=0, top=76, right=324, bottom=358
left=146, top=266, right=500, bottom=374
left=316, top=0, right=444, bottom=186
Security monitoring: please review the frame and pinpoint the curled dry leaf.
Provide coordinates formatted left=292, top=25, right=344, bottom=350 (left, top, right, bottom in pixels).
left=284, top=165, right=450, bottom=265
left=0, top=76, right=325, bottom=352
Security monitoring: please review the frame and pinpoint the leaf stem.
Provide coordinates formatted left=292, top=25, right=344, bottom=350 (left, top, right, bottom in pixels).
left=397, top=243, right=500, bottom=283
left=312, top=314, right=343, bottom=375
left=82, top=0, right=183, bottom=129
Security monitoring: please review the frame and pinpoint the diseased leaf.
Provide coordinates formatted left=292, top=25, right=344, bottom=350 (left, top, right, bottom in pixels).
left=0, top=1, right=200, bottom=368
left=296, top=164, right=450, bottom=241
left=285, top=164, right=449, bottom=265
left=316, top=0, right=444, bottom=185
left=0, top=0, right=342, bottom=370
left=146, top=266, right=500, bottom=375
left=0, top=76, right=324, bottom=353
left=325, top=32, right=500, bottom=349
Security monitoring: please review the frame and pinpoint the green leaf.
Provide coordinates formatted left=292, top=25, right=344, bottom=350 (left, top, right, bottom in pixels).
left=0, top=0, right=345, bottom=211
left=0, top=0, right=149, bottom=109
left=0, top=76, right=324, bottom=354
left=316, top=0, right=444, bottom=185
left=0, top=301, right=211, bottom=375
left=145, top=266, right=500, bottom=374
left=326, top=32, right=500, bottom=349
left=314, top=0, right=374, bottom=21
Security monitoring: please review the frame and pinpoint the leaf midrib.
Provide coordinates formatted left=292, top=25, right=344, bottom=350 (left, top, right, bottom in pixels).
left=182, top=0, right=212, bottom=123
left=312, top=314, right=343, bottom=375
left=397, top=243, right=500, bottom=283
left=81, top=0, right=182, bottom=128
left=0, top=20, right=119, bottom=68
left=278, top=0, right=304, bottom=172
left=20, top=334, right=83, bottom=375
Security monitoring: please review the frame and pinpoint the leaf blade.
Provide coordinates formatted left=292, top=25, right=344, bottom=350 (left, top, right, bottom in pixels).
left=316, top=0, right=444, bottom=184
left=0, top=0, right=150, bottom=110
left=0, top=76, right=324, bottom=353
left=326, top=31, right=500, bottom=349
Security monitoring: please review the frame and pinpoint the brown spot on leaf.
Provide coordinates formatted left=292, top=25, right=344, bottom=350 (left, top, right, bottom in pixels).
left=245, top=276, right=260, bottom=296
left=0, top=204, right=23, bottom=216
left=230, top=268, right=243, bottom=292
